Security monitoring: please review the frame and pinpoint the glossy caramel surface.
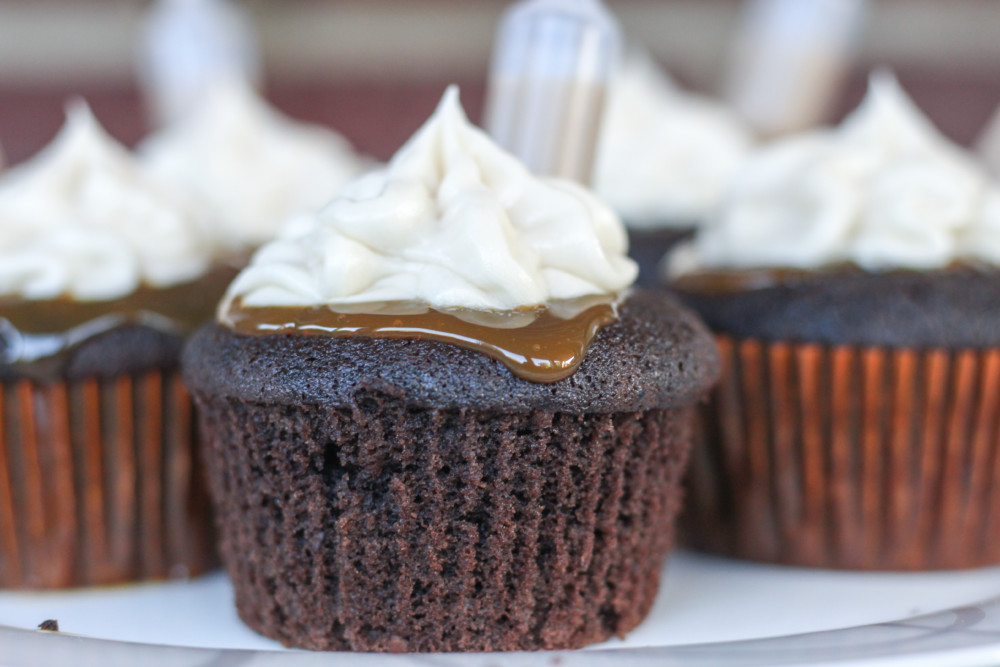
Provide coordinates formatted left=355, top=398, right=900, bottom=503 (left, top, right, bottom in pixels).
left=671, top=267, right=844, bottom=294
left=669, top=262, right=997, bottom=295
left=223, top=296, right=622, bottom=384
left=0, top=268, right=236, bottom=377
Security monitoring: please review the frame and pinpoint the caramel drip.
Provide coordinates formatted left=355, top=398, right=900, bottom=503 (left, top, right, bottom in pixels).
left=671, top=266, right=857, bottom=294
left=671, top=262, right=994, bottom=295
left=0, top=267, right=237, bottom=380
left=223, top=297, right=622, bottom=384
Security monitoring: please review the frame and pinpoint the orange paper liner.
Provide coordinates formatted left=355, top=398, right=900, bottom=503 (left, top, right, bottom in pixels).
left=684, top=336, right=1000, bottom=570
left=0, top=369, right=216, bottom=589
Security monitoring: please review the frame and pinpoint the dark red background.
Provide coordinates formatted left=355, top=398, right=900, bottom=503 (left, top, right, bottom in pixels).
left=1, top=66, right=997, bottom=166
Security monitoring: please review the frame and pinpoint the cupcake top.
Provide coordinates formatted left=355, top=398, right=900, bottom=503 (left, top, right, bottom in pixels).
left=140, top=78, right=366, bottom=253
left=675, top=72, right=1000, bottom=274
left=0, top=103, right=212, bottom=302
left=593, top=52, right=754, bottom=229
left=189, top=290, right=719, bottom=412
left=221, top=86, right=638, bottom=315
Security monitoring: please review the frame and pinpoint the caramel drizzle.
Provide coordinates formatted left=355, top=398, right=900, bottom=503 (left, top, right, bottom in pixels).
left=671, top=262, right=996, bottom=295
left=223, top=296, right=622, bottom=384
left=671, top=266, right=854, bottom=295
left=0, top=267, right=237, bottom=381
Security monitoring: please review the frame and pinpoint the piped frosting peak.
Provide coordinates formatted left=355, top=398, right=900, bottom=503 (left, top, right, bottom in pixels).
left=141, top=78, right=367, bottom=252
left=679, top=72, right=1000, bottom=273
left=221, top=86, right=637, bottom=315
left=0, top=102, right=212, bottom=301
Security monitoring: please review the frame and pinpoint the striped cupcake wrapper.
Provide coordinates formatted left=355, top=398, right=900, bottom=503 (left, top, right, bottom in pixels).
left=0, top=369, right=216, bottom=589
left=684, top=336, right=1000, bottom=571
left=195, top=394, right=693, bottom=652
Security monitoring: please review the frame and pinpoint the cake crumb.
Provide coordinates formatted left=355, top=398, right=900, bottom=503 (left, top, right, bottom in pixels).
left=38, top=620, right=59, bottom=632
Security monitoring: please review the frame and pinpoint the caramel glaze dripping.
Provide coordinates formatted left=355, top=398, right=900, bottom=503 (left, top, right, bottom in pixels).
left=222, top=295, right=624, bottom=384
left=0, top=267, right=238, bottom=381
left=671, top=265, right=859, bottom=295
left=671, top=261, right=995, bottom=295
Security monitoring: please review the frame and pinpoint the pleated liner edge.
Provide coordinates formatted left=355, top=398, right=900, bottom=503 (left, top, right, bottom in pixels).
left=0, top=369, right=216, bottom=589
left=685, top=335, right=1000, bottom=571
left=194, top=390, right=694, bottom=652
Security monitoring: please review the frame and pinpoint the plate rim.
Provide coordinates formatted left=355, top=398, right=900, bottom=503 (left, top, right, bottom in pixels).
left=3, top=593, right=1000, bottom=666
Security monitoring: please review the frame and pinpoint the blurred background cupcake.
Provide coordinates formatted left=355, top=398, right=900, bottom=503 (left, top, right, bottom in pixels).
left=593, top=49, right=753, bottom=286
left=0, top=103, right=220, bottom=589
left=670, top=72, right=1000, bottom=571
left=139, top=78, right=369, bottom=259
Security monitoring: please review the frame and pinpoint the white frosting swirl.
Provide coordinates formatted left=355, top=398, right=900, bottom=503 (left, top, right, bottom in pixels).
left=594, top=52, right=753, bottom=228
left=683, top=72, right=1000, bottom=272
left=222, top=86, right=637, bottom=314
left=140, top=79, right=367, bottom=252
left=0, top=103, right=212, bottom=302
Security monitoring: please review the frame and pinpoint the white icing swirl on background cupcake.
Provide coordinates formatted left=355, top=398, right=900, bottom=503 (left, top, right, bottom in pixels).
left=140, top=78, right=367, bottom=252
left=593, top=51, right=753, bottom=228
left=0, top=103, right=212, bottom=302
left=221, top=86, right=638, bottom=314
left=681, top=72, right=1000, bottom=272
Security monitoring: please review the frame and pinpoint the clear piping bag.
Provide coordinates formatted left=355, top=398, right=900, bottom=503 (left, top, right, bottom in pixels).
left=975, top=104, right=1000, bottom=177
left=138, top=0, right=262, bottom=127
left=724, top=0, right=868, bottom=137
left=484, top=0, right=622, bottom=185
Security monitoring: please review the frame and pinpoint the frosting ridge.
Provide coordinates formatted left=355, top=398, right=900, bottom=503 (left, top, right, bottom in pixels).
left=594, top=52, right=753, bottom=228
left=681, top=72, right=1000, bottom=273
left=0, top=102, right=212, bottom=301
left=221, top=86, right=637, bottom=315
left=140, top=79, right=366, bottom=252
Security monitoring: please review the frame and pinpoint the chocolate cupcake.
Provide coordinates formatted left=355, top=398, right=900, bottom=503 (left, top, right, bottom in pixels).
left=184, top=87, right=719, bottom=652
left=670, top=72, right=1000, bottom=570
left=0, top=103, right=221, bottom=588
left=594, top=51, right=753, bottom=286
left=139, top=78, right=368, bottom=257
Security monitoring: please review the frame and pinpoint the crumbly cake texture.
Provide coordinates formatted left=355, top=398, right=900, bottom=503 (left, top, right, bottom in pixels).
left=673, top=269, right=1000, bottom=348
left=183, top=290, right=719, bottom=651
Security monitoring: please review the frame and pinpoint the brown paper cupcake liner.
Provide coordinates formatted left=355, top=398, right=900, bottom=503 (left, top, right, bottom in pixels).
left=684, top=336, right=1000, bottom=571
left=194, top=392, right=694, bottom=652
left=0, top=369, right=216, bottom=589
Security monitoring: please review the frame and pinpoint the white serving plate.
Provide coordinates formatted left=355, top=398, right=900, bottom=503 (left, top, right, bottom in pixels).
left=2, top=549, right=1000, bottom=666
